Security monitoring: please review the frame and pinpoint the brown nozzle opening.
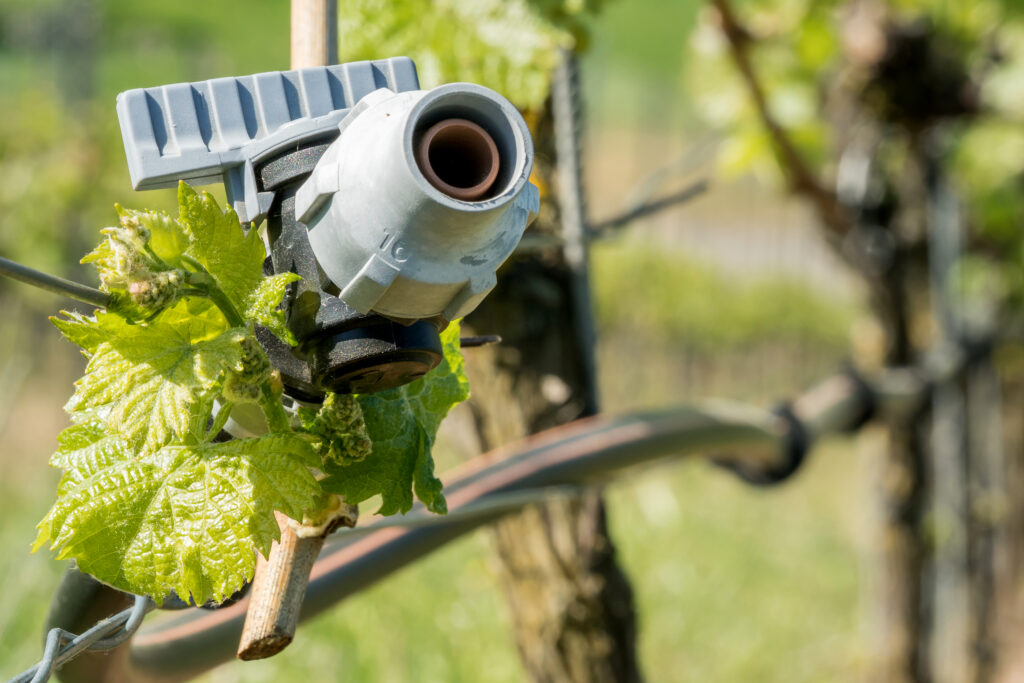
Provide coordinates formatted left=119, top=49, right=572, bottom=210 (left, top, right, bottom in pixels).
left=415, top=118, right=500, bottom=201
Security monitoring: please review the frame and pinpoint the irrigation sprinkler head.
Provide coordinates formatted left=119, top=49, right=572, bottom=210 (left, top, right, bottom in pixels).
left=295, top=82, right=538, bottom=322
left=116, top=58, right=538, bottom=399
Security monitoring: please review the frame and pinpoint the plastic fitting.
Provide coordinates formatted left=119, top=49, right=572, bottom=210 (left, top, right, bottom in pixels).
left=295, top=83, right=539, bottom=322
left=115, top=59, right=538, bottom=397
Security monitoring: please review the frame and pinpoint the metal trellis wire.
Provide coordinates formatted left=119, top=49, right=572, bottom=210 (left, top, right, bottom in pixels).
left=0, top=257, right=110, bottom=309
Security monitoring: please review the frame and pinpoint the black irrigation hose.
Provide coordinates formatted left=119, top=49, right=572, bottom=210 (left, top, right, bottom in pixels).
left=714, top=402, right=808, bottom=486
left=47, top=368, right=880, bottom=683
left=38, top=339, right=996, bottom=683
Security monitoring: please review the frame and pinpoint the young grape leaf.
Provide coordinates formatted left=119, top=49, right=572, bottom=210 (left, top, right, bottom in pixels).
left=177, top=182, right=266, bottom=316
left=320, top=322, right=469, bottom=515
left=117, top=205, right=191, bottom=266
left=51, top=309, right=131, bottom=355
left=52, top=297, right=226, bottom=357
left=39, top=184, right=331, bottom=605
left=35, top=431, right=321, bottom=605
left=49, top=419, right=124, bottom=487
left=81, top=205, right=193, bottom=322
left=64, top=300, right=246, bottom=454
left=244, top=271, right=302, bottom=346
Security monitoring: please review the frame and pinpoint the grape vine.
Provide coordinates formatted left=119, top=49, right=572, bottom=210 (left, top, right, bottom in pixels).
left=33, top=182, right=467, bottom=605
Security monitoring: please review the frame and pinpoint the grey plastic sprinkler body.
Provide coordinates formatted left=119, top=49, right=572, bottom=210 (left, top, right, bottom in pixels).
left=116, top=58, right=538, bottom=399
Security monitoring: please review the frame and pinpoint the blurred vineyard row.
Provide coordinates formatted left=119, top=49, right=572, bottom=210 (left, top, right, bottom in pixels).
left=6, top=1, right=1011, bottom=681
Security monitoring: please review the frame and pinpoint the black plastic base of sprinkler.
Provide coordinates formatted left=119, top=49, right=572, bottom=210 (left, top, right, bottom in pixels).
left=254, top=141, right=443, bottom=401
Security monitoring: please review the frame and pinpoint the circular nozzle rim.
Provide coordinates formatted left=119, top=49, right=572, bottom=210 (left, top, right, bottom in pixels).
left=415, top=118, right=501, bottom=201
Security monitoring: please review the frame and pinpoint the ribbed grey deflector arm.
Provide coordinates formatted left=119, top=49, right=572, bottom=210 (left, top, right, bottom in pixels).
left=115, top=57, right=420, bottom=223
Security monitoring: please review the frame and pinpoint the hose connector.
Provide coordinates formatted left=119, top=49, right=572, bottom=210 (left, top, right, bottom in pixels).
left=295, top=83, right=539, bottom=322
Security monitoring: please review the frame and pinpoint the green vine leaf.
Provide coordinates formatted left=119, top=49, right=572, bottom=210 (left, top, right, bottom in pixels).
left=176, top=182, right=266, bottom=316
left=38, top=181, right=471, bottom=603
left=50, top=309, right=131, bottom=355
left=245, top=271, right=302, bottom=345
left=49, top=418, right=121, bottom=479
left=320, top=322, right=469, bottom=515
left=35, top=430, right=321, bottom=605
left=116, top=205, right=191, bottom=267
left=61, top=299, right=246, bottom=455
left=36, top=183, right=330, bottom=603
left=81, top=207, right=190, bottom=320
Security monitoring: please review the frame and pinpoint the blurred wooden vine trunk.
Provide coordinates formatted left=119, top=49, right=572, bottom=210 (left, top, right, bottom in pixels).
left=997, top=371, right=1024, bottom=679
left=462, top=55, right=643, bottom=683
left=867, top=143, right=933, bottom=683
left=463, top=266, right=641, bottom=682
left=709, top=0, right=1024, bottom=678
left=861, top=113, right=1010, bottom=683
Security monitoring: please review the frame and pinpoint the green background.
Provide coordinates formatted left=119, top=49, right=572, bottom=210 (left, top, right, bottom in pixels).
left=0, top=1, right=867, bottom=681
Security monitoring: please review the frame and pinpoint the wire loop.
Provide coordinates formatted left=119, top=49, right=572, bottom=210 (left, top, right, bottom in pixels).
left=10, top=595, right=151, bottom=683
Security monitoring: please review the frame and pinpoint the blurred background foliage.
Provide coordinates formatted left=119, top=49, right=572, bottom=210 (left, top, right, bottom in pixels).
left=2, top=0, right=1021, bottom=681
left=689, top=0, right=1024, bottom=320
